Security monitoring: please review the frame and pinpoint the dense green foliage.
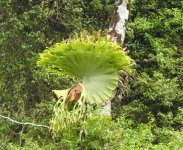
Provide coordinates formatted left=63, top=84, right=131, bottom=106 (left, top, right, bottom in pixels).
left=0, top=0, right=182, bottom=149
left=124, top=0, right=183, bottom=129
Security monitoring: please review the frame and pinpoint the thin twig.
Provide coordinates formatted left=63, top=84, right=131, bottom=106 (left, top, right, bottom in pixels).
left=0, top=114, right=49, bottom=128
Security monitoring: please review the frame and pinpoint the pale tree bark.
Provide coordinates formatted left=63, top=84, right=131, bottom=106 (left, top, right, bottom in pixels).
left=108, top=0, right=130, bottom=46
left=101, top=0, right=130, bottom=116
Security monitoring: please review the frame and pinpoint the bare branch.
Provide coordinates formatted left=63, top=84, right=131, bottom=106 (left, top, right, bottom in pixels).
left=0, top=114, right=49, bottom=128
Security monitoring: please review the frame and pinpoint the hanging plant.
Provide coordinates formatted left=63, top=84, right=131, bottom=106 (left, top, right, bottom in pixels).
left=37, top=32, right=133, bottom=136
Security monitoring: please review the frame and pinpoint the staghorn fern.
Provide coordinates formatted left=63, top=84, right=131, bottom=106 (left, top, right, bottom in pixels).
left=37, top=32, right=133, bottom=136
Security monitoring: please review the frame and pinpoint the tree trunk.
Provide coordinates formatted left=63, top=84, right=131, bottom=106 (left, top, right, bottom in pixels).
left=101, top=0, right=130, bottom=116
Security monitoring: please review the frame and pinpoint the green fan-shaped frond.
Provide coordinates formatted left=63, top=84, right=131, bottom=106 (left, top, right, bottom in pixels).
left=37, top=35, right=132, bottom=103
left=37, top=33, right=133, bottom=135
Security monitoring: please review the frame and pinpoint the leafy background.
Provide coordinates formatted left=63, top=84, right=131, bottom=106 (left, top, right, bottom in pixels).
left=0, top=0, right=182, bottom=149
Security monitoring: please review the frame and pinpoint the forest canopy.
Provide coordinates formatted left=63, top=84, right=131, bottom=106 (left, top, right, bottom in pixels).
left=0, top=0, right=182, bottom=149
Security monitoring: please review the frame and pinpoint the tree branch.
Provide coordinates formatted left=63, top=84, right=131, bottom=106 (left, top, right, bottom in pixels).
left=0, top=114, right=49, bottom=128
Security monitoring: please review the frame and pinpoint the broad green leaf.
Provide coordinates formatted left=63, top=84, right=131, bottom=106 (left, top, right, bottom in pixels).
left=37, top=36, right=132, bottom=103
left=37, top=34, right=133, bottom=135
